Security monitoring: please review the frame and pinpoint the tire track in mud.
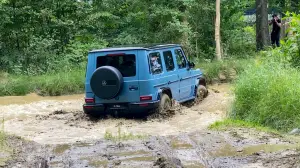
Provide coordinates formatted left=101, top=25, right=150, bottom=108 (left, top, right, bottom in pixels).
left=154, top=136, right=185, bottom=167
left=182, top=134, right=215, bottom=168
left=144, top=134, right=215, bottom=168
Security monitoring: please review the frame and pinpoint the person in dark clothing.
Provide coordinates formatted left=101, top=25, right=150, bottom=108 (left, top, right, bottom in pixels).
left=269, top=14, right=282, bottom=47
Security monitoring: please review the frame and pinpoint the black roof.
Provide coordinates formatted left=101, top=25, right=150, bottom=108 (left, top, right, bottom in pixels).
left=89, top=44, right=181, bottom=53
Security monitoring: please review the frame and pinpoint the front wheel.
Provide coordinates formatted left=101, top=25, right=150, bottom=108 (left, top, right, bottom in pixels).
left=195, top=85, right=208, bottom=102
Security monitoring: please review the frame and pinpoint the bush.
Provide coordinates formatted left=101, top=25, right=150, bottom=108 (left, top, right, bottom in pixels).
left=232, top=60, right=300, bottom=131
left=197, top=59, right=254, bottom=83
left=283, top=12, right=300, bottom=68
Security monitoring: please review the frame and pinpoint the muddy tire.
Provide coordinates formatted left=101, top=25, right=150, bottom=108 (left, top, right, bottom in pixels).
left=148, top=94, right=172, bottom=119
left=159, top=94, right=172, bottom=114
left=195, top=85, right=208, bottom=102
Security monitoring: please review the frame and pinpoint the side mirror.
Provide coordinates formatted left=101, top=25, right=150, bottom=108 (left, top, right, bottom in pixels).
left=188, top=61, right=195, bottom=69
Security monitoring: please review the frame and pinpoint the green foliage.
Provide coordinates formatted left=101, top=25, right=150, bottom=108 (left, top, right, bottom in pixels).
left=187, top=0, right=256, bottom=60
left=0, top=117, right=6, bottom=150
left=197, top=59, right=254, bottom=83
left=65, top=39, right=108, bottom=65
left=0, top=0, right=256, bottom=75
left=232, top=59, right=300, bottom=131
left=282, top=12, right=300, bottom=68
left=104, top=127, right=147, bottom=142
left=257, top=12, right=300, bottom=69
left=228, top=12, right=300, bottom=132
left=209, top=119, right=280, bottom=134
left=0, top=68, right=85, bottom=96
left=223, top=25, right=256, bottom=58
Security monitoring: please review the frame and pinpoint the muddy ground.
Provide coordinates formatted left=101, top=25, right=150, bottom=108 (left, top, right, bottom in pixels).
left=0, top=84, right=300, bottom=168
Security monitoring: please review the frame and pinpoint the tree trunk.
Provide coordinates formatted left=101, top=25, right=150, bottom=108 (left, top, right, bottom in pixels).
left=256, top=0, right=269, bottom=51
left=215, top=0, right=221, bottom=60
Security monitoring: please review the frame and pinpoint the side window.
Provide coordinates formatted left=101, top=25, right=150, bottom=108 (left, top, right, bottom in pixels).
left=163, top=51, right=175, bottom=71
left=175, top=49, right=187, bottom=69
left=149, top=52, right=163, bottom=74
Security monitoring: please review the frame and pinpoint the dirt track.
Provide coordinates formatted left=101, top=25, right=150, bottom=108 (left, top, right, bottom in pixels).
left=1, top=84, right=300, bottom=168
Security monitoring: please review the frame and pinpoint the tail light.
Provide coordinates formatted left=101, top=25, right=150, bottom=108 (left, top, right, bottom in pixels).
left=85, top=98, right=95, bottom=104
left=140, top=96, right=152, bottom=101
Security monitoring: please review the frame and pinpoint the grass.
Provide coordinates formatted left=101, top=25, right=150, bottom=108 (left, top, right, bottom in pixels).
left=0, top=117, right=13, bottom=166
left=0, top=118, right=6, bottom=150
left=197, top=58, right=254, bottom=84
left=104, top=127, right=148, bottom=142
left=231, top=59, right=300, bottom=132
left=0, top=68, right=85, bottom=96
left=209, top=119, right=280, bottom=134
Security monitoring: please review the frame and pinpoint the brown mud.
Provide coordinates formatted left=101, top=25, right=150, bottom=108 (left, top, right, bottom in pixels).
left=0, top=83, right=299, bottom=168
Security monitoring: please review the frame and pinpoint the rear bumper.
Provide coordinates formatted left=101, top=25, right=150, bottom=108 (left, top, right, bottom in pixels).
left=83, top=101, right=160, bottom=114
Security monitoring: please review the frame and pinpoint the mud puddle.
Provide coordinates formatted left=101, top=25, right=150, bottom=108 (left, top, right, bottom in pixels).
left=1, top=83, right=300, bottom=167
left=1, top=84, right=232, bottom=144
left=4, top=129, right=300, bottom=168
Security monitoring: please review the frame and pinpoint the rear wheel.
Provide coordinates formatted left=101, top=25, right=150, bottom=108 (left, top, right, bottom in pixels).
left=149, top=94, right=172, bottom=118
left=159, top=94, right=172, bottom=114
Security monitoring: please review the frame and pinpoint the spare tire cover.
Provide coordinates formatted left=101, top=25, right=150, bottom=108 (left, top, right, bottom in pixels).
left=90, top=66, right=123, bottom=99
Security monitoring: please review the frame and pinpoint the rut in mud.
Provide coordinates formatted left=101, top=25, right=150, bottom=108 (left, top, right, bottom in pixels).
left=4, top=127, right=300, bottom=168
left=1, top=83, right=300, bottom=168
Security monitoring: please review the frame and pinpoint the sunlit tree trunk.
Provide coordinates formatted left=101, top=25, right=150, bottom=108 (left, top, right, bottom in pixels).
left=215, top=0, right=221, bottom=60
left=256, top=0, right=269, bottom=51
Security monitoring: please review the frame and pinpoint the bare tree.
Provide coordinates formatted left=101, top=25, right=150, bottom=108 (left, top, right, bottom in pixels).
left=215, top=0, right=222, bottom=60
left=256, top=0, right=270, bottom=50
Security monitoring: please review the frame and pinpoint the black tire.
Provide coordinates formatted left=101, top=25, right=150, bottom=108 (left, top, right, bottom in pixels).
left=148, top=94, right=172, bottom=118
left=195, top=85, right=208, bottom=102
left=158, top=94, right=172, bottom=114
left=90, top=66, right=123, bottom=99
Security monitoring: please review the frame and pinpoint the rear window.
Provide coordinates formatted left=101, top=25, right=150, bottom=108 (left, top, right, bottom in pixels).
left=96, top=54, right=136, bottom=77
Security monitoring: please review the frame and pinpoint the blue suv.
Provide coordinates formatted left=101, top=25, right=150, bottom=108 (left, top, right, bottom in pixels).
left=83, top=44, right=208, bottom=117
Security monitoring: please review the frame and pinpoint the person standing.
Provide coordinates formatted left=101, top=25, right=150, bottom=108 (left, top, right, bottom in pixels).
left=269, top=14, right=282, bottom=47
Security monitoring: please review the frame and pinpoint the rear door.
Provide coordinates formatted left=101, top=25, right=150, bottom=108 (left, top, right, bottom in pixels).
left=94, top=50, right=140, bottom=103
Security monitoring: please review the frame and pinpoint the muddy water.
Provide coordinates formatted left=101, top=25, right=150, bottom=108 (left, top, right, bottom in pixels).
left=1, top=84, right=233, bottom=144
left=0, top=93, right=83, bottom=105
left=1, top=83, right=300, bottom=168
